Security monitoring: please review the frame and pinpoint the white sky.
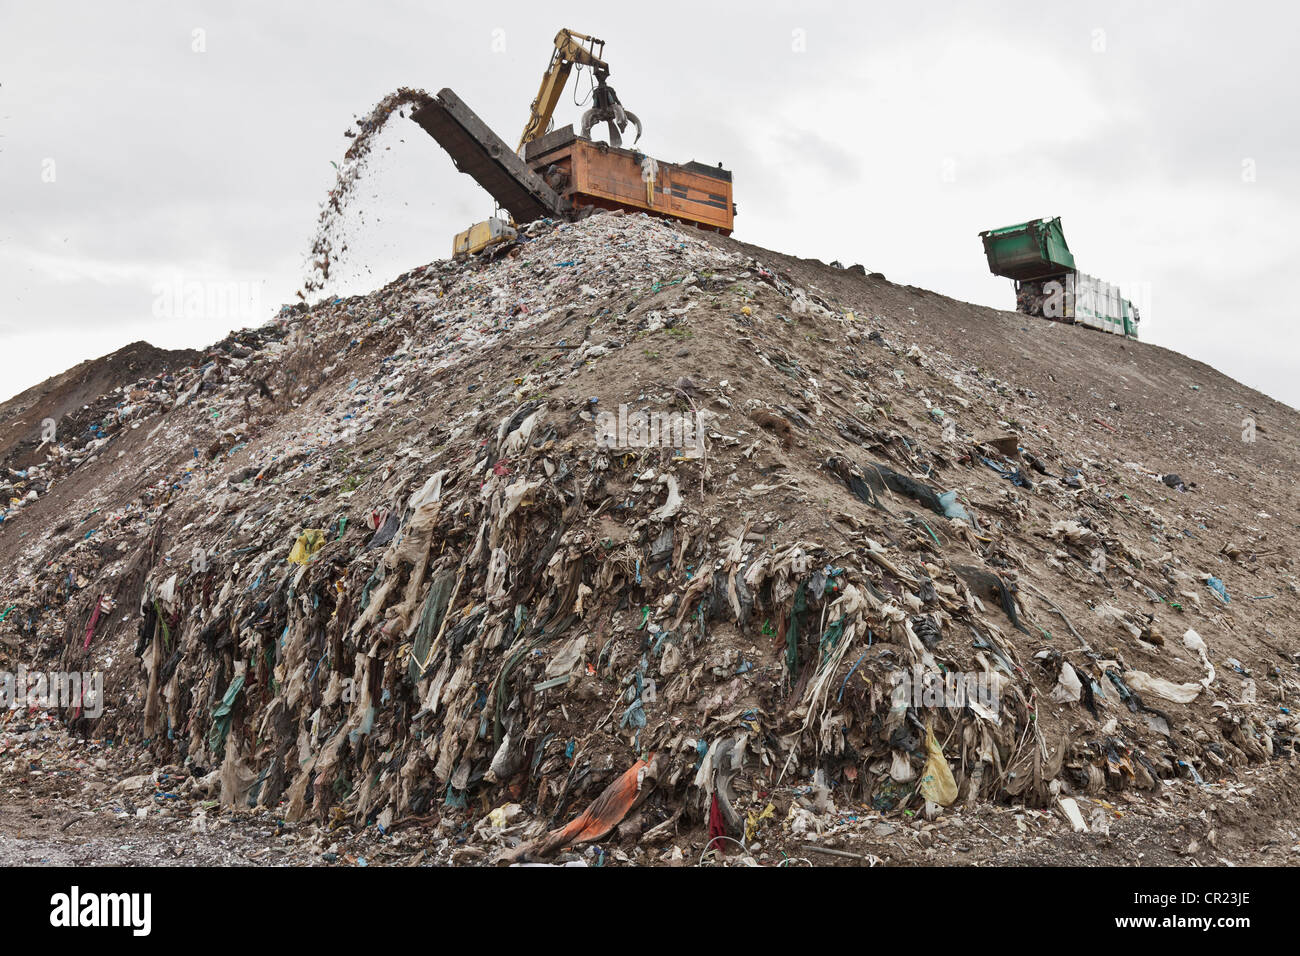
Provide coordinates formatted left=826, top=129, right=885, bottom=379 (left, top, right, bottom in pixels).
left=2, top=1, right=1296, bottom=407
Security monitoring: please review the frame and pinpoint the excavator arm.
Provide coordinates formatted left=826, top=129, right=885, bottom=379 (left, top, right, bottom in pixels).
left=518, top=29, right=609, bottom=151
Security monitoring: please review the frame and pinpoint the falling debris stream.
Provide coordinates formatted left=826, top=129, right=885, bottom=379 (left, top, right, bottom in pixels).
left=301, top=88, right=435, bottom=298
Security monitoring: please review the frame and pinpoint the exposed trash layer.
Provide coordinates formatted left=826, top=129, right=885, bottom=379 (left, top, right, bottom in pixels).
left=2, top=211, right=1297, bottom=864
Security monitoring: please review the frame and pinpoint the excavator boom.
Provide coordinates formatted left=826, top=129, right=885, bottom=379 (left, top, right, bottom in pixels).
left=518, top=29, right=609, bottom=151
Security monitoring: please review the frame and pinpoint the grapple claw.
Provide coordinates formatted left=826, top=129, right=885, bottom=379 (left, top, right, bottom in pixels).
left=623, top=110, right=642, bottom=145
left=580, top=74, right=642, bottom=149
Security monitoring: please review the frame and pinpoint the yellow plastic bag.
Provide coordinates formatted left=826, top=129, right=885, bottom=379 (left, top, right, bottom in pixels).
left=287, top=529, right=326, bottom=565
left=745, top=802, right=775, bottom=842
left=919, top=723, right=958, bottom=806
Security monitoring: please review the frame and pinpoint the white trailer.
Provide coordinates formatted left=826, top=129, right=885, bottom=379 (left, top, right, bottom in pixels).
left=1021, top=272, right=1137, bottom=338
left=1068, top=272, right=1125, bottom=335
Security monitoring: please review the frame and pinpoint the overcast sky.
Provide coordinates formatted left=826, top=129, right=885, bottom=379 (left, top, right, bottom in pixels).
left=2, top=1, right=1296, bottom=407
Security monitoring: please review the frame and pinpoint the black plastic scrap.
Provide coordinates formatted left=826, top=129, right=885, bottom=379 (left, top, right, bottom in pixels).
left=824, top=455, right=945, bottom=517
left=1105, top=668, right=1143, bottom=713
left=979, top=455, right=1033, bottom=489
left=955, top=564, right=1032, bottom=635
left=365, top=511, right=401, bottom=550
left=825, top=455, right=885, bottom=508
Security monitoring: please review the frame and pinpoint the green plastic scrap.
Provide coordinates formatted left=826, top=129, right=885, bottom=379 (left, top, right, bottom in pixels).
left=786, top=582, right=808, bottom=677
left=494, top=639, right=539, bottom=748
left=154, top=599, right=171, bottom=650
left=359, top=563, right=385, bottom=613
left=208, top=673, right=246, bottom=756
left=533, top=675, right=571, bottom=692
left=818, top=615, right=847, bottom=662
left=407, top=570, right=457, bottom=683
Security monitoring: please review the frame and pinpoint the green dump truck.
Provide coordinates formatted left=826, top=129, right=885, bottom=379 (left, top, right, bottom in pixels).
left=979, top=217, right=1139, bottom=339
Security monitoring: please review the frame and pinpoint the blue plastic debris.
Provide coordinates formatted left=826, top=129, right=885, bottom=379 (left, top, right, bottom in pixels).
left=1206, top=577, right=1231, bottom=603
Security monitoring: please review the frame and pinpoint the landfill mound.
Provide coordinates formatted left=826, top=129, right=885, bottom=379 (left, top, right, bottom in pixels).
left=2, top=211, right=1297, bottom=865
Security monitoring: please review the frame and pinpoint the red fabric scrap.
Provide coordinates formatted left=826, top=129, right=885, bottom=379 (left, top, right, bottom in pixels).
left=707, top=791, right=727, bottom=855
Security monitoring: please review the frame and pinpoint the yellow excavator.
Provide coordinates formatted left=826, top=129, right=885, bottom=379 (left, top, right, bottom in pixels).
left=452, top=28, right=642, bottom=258
left=424, top=28, right=733, bottom=258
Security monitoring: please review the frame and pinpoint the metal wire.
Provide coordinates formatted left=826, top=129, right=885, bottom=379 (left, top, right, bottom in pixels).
left=698, top=835, right=748, bottom=865
left=573, top=64, right=595, bottom=108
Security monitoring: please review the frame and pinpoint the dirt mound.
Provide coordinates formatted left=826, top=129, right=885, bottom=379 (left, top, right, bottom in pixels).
left=2, top=211, right=1296, bottom=866
left=0, top=341, right=201, bottom=472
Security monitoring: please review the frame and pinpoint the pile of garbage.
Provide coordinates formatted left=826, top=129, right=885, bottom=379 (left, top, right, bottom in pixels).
left=1014, top=278, right=1060, bottom=320
left=2, top=210, right=1297, bottom=863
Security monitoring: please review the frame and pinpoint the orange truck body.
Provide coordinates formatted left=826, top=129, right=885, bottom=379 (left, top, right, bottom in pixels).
left=525, top=127, right=734, bottom=234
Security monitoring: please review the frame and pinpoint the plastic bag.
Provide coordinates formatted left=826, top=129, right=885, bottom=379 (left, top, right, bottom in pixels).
left=919, top=723, right=958, bottom=806
left=287, top=529, right=326, bottom=565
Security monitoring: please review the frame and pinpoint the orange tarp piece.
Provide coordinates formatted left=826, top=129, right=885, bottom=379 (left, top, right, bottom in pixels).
left=536, top=755, right=658, bottom=856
